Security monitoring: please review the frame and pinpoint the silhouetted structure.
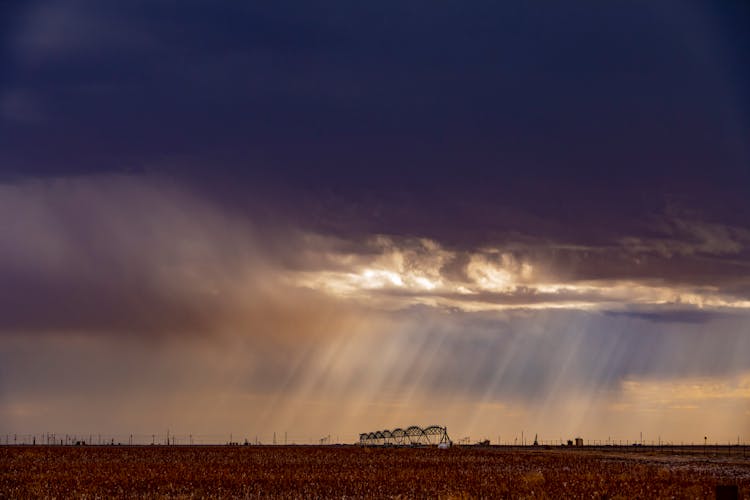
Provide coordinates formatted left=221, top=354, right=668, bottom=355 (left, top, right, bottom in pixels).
left=359, top=425, right=450, bottom=446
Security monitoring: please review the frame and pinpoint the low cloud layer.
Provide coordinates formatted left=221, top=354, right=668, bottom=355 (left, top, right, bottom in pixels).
left=2, top=175, right=749, bottom=336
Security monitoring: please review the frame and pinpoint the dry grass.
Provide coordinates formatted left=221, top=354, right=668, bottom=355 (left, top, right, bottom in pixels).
left=1, top=445, right=749, bottom=498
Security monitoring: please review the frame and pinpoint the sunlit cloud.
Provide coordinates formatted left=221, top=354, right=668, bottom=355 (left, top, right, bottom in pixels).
left=285, top=235, right=750, bottom=314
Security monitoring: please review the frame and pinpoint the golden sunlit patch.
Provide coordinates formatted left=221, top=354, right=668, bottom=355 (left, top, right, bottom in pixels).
left=621, top=374, right=750, bottom=403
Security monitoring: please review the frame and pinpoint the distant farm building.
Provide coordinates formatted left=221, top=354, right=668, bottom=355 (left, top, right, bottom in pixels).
left=359, top=425, right=450, bottom=446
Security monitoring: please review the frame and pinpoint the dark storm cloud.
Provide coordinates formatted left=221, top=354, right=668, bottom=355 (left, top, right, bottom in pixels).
left=2, top=0, right=749, bottom=441
left=2, top=2, right=748, bottom=272
left=0, top=0, right=750, bottom=430
left=2, top=1, right=748, bottom=198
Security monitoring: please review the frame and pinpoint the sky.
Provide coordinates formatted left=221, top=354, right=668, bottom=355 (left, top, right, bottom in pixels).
left=1, top=0, right=749, bottom=445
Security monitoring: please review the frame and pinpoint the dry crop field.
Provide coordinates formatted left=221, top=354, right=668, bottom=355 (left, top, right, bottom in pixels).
left=1, top=445, right=749, bottom=498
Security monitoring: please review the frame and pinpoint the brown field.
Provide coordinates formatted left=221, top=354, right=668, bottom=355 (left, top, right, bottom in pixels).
left=1, top=445, right=749, bottom=498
